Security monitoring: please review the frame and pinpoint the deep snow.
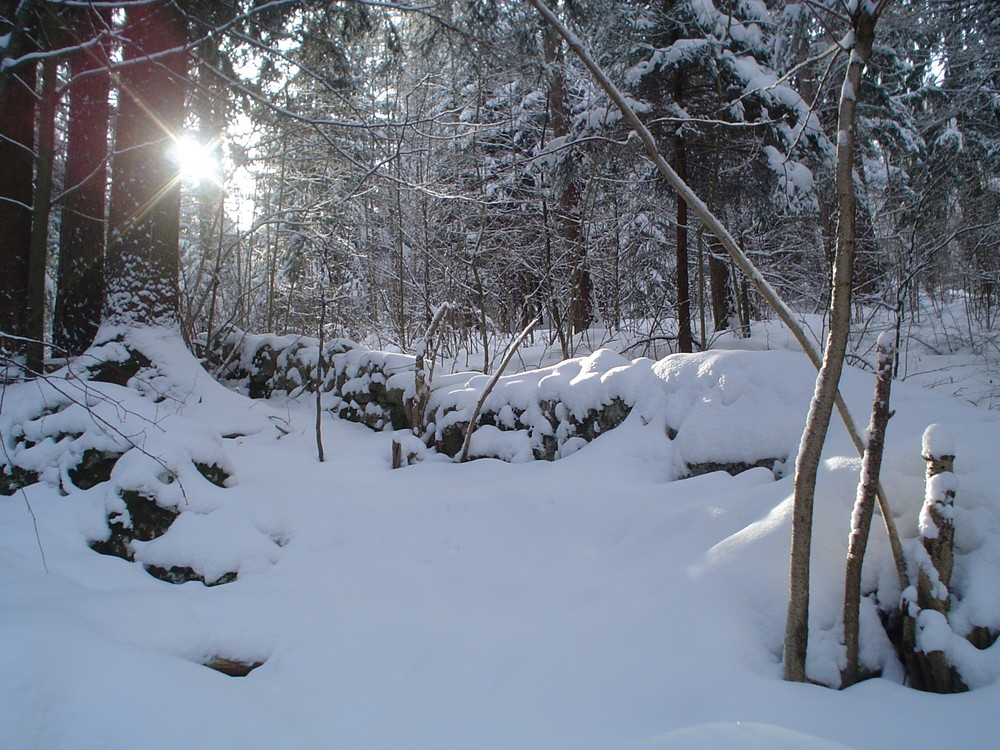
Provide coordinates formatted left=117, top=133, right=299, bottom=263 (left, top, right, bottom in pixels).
left=4, top=325, right=1000, bottom=749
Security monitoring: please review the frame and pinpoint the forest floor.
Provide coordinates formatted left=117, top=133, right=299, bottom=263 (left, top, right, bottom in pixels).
left=3, top=303, right=1000, bottom=749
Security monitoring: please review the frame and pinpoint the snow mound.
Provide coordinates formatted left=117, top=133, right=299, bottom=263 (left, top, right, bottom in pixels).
left=654, top=349, right=817, bottom=475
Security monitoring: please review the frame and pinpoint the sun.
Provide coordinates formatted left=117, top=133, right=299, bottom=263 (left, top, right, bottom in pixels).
left=170, top=135, right=223, bottom=186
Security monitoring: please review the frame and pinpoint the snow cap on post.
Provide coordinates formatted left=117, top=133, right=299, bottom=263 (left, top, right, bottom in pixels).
left=922, top=423, right=954, bottom=461
left=875, top=330, right=895, bottom=354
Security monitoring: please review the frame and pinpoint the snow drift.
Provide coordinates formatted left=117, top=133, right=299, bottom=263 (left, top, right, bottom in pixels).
left=4, top=325, right=1000, bottom=749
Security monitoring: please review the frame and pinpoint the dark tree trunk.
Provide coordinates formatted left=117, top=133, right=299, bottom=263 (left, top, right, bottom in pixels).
left=708, top=252, right=732, bottom=333
left=674, top=68, right=693, bottom=353
left=25, top=46, right=59, bottom=374
left=54, top=6, right=112, bottom=356
left=105, top=2, right=188, bottom=328
left=0, top=3, right=36, bottom=352
left=543, top=21, right=591, bottom=335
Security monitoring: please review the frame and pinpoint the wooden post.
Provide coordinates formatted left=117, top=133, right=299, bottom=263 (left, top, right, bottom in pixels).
left=902, top=423, right=965, bottom=692
left=917, top=424, right=956, bottom=615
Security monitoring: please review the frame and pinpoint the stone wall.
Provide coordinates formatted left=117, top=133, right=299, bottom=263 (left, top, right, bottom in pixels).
left=203, top=333, right=791, bottom=476
left=203, top=333, right=643, bottom=463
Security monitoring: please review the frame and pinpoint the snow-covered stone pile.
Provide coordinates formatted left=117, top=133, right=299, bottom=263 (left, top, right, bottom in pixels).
left=206, top=331, right=819, bottom=476
left=0, top=327, right=280, bottom=586
left=1, top=328, right=822, bottom=594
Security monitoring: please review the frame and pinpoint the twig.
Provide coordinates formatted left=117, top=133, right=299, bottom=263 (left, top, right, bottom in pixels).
left=459, top=319, right=538, bottom=463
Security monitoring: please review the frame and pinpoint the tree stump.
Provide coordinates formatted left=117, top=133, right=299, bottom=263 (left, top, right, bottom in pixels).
left=902, top=424, right=965, bottom=692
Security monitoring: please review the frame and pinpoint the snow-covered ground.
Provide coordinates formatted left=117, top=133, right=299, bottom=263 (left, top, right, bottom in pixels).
left=3, top=322, right=1000, bottom=749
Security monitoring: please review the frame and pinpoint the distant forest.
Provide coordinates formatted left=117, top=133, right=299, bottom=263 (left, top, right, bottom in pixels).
left=1, top=0, right=997, bottom=371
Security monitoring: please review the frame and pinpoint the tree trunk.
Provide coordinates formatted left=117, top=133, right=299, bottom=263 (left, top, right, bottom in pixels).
left=903, top=423, right=964, bottom=692
left=918, top=426, right=956, bottom=614
left=0, top=6, right=35, bottom=353
left=25, top=46, right=58, bottom=374
left=315, top=297, right=326, bottom=463
left=105, top=3, right=188, bottom=328
left=674, top=68, right=693, bottom=353
left=783, top=5, right=882, bottom=683
left=543, top=20, right=591, bottom=335
left=708, top=251, right=732, bottom=333
left=842, top=335, right=894, bottom=687
left=55, top=6, right=112, bottom=356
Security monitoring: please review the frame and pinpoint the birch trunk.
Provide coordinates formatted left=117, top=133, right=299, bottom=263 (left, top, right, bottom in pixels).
left=842, top=335, right=894, bottom=687
left=783, top=4, right=883, bottom=683
left=26, top=48, right=58, bottom=374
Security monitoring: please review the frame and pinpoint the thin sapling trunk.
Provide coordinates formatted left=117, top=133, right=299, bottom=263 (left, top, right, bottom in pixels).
left=842, top=334, right=894, bottom=687
left=315, top=297, right=327, bottom=463
left=783, top=2, right=886, bottom=683
left=459, top=319, right=538, bottom=463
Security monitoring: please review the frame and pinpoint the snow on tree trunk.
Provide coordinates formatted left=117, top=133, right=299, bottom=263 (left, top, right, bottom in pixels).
left=104, top=3, right=188, bottom=328
left=919, top=423, right=956, bottom=614
left=783, top=3, right=883, bottom=684
left=842, top=334, right=894, bottom=688
left=901, top=423, right=965, bottom=692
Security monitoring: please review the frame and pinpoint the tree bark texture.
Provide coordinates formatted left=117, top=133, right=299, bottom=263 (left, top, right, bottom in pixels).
left=708, top=251, right=732, bottom=333
left=25, top=45, right=59, bottom=373
left=0, top=7, right=35, bottom=350
left=842, top=336, right=894, bottom=688
left=105, top=2, right=188, bottom=328
left=783, top=5, right=882, bottom=683
left=54, top=6, right=112, bottom=355
left=543, top=21, right=591, bottom=335
left=903, top=424, right=964, bottom=692
left=673, top=68, right=693, bottom=353
left=918, top=438, right=956, bottom=615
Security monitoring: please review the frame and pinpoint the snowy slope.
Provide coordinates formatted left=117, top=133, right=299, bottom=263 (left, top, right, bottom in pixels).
left=3, top=328, right=1000, bottom=749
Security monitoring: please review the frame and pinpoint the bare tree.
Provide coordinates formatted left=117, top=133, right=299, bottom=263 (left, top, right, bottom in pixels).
left=842, top=334, right=894, bottom=687
left=783, top=0, right=889, bottom=683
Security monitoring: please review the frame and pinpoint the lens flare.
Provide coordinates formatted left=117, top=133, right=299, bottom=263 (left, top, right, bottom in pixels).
left=170, top=135, right=222, bottom=186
